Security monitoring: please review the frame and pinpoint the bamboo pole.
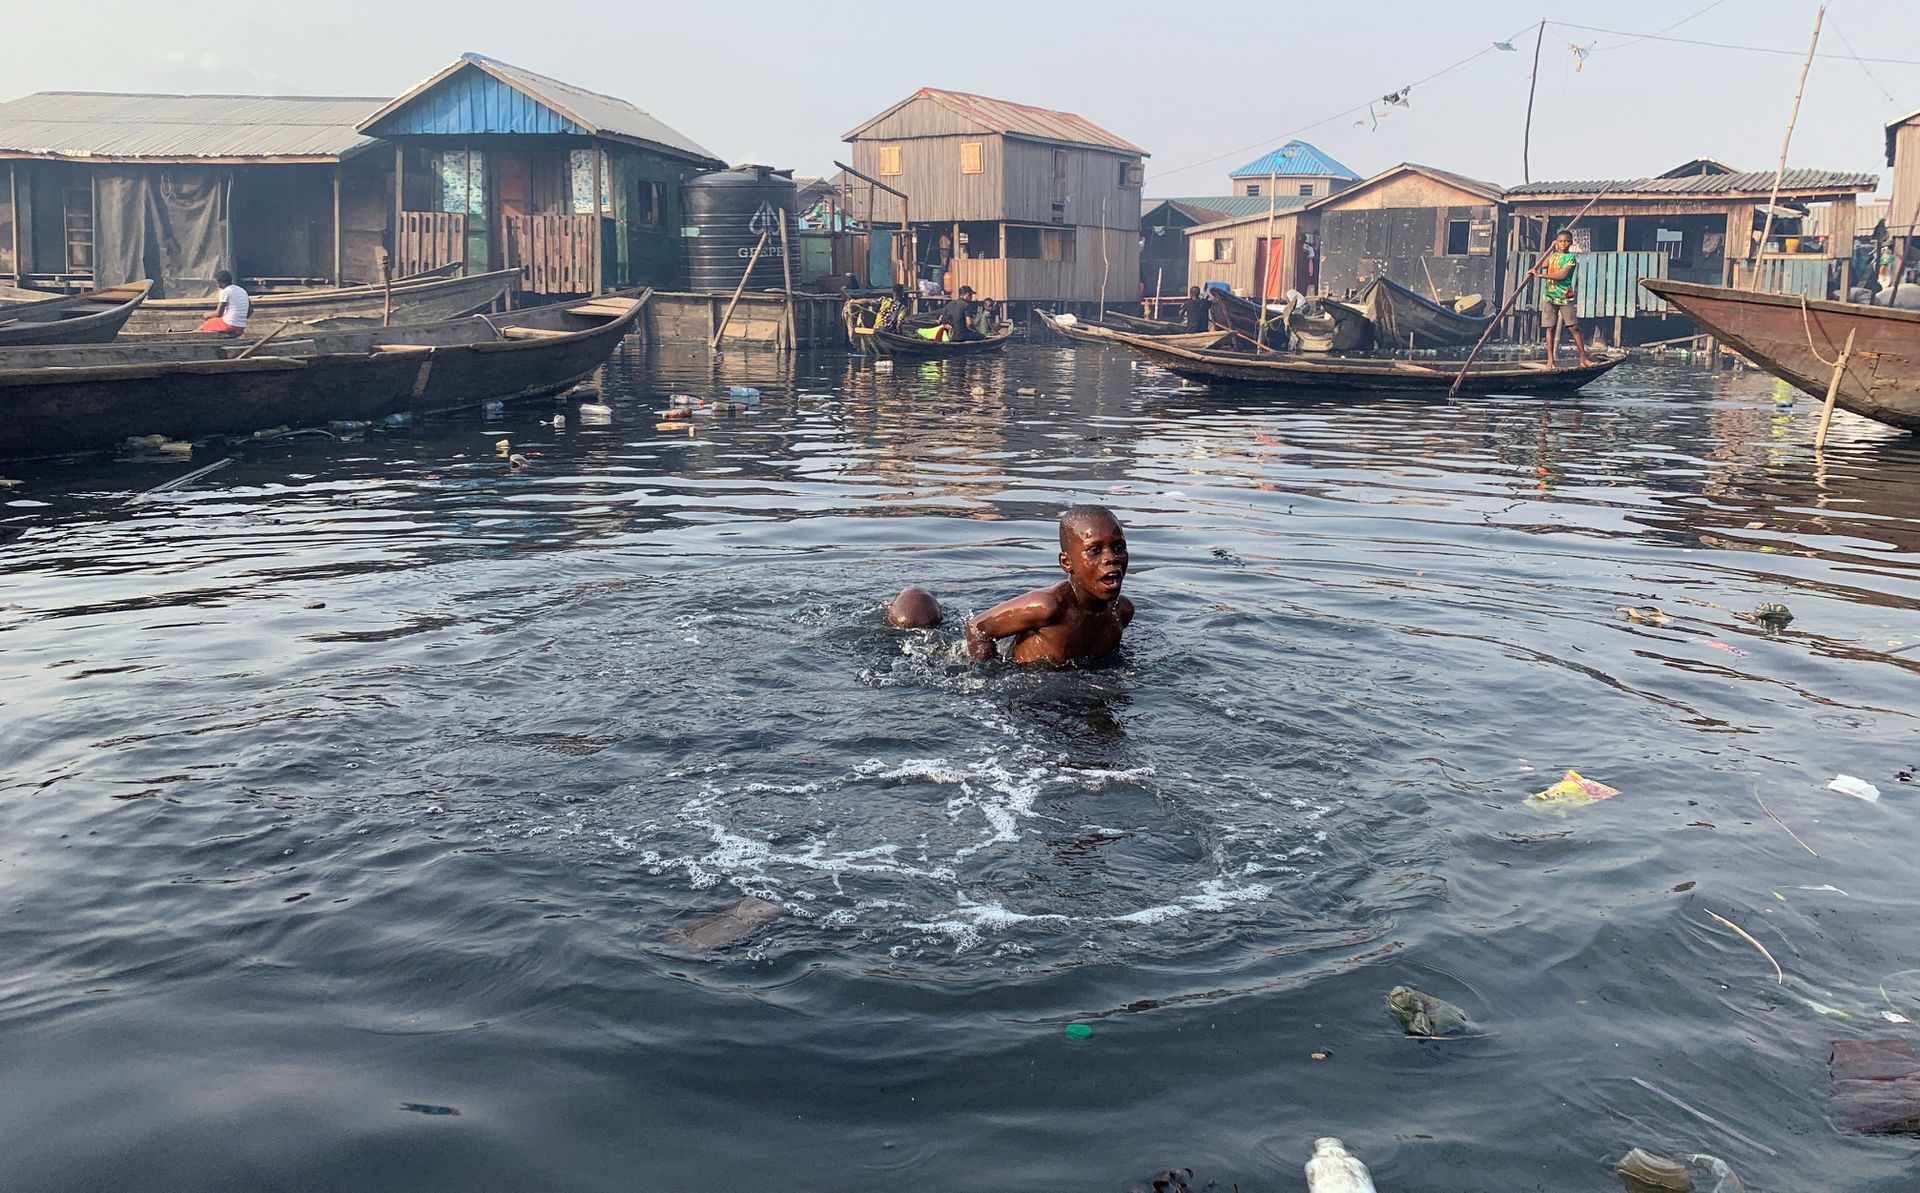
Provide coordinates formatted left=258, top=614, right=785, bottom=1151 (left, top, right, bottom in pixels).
left=331, top=165, right=343, bottom=285
left=1099, top=198, right=1109, bottom=320
left=1255, top=170, right=1279, bottom=351
left=1449, top=182, right=1616, bottom=396
left=710, top=228, right=771, bottom=350
left=777, top=208, right=797, bottom=352
left=1522, top=20, right=1545, bottom=183
left=8, top=162, right=19, bottom=282
left=1153, top=266, right=1164, bottom=316
left=1750, top=5, right=1824, bottom=292
left=1814, top=327, right=1856, bottom=449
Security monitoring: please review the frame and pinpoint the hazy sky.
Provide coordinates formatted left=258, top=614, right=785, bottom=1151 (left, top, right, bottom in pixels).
left=8, top=0, right=1915, bottom=194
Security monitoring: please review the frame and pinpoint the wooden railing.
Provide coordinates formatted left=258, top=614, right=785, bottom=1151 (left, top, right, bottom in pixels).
left=505, top=213, right=596, bottom=295
left=398, top=212, right=466, bottom=279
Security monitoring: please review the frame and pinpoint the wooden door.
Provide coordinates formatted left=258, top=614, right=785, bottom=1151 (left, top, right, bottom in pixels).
left=1257, top=236, right=1285, bottom=300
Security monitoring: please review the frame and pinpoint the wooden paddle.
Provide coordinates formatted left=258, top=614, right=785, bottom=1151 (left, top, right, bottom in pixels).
left=1448, top=182, right=1616, bottom=396
left=236, top=321, right=296, bottom=359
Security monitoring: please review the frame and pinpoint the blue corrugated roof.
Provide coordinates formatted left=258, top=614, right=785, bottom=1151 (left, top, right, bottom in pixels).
left=1229, top=140, right=1359, bottom=180
left=368, top=66, right=584, bottom=136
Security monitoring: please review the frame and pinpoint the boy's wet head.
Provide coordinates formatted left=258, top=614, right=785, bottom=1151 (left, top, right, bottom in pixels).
left=1058, top=505, right=1128, bottom=603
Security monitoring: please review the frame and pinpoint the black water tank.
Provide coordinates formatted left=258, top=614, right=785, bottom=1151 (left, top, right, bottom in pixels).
left=683, top=166, right=796, bottom=292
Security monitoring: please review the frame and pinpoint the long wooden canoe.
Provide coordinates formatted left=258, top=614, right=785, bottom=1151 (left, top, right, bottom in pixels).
left=0, top=281, right=151, bottom=347
left=1035, top=310, right=1229, bottom=350
left=1115, top=331, right=1625, bottom=394
left=1340, top=276, right=1494, bottom=348
left=0, top=290, right=647, bottom=460
left=120, top=266, right=521, bottom=334
left=868, top=321, right=1015, bottom=357
left=1640, top=278, right=1920, bottom=433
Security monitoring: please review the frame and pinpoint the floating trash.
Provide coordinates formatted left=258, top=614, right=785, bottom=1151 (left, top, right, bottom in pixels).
left=577, top=403, right=613, bottom=425
left=1828, top=774, right=1881, bottom=803
left=727, top=386, right=761, bottom=399
left=1304, top=1137, right=1377, bottom=1193
left=399, top=1102, right=460, bottom=1116
left=664, top=895, right=786, bottom=951
left=1613, top=1146, right=1691, bottom=1192
left=1684, top=1154, right=1746, bottom=1193
left=1064, top=1023, right=1092, bottom=1040
left=481, top=400, right=504, bottom=418
left=1526, top=769, right=1620, bottom=808
left=1830, top=1038, right=1920, bottom=1135
left=1386, top=985, right=1470, bottom=1037
left=508, top=454, right=531, bottom=469
left=1616, top=604, right=1672, bottom=626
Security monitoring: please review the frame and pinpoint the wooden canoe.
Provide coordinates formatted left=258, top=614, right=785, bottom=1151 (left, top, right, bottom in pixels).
left=1640, top=278, right=1920, bottom=433
left=0, top=290, right=648, bottom=460
left=1208, top=288, right=1372, bottom=352
left=1100, top=309, right=1185, bottom=334
left=120, top=266, right=521, bottom=334
left=1115, top=331, right=1625, bottom=394
left=1035, top=310, right=1229, bottom=350
left=868, top=321, right=1014, bottom=357
left=1340, top=276, right=1495, bottom=348
left=0, top=281, right=151, bottom=347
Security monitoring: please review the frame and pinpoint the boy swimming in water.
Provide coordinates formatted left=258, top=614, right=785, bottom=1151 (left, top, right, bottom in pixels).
left=886, top=505, right=1132, bottom=663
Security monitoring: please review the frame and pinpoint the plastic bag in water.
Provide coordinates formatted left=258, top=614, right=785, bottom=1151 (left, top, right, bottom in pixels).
left=1526, top=769, right=1620, bottom=808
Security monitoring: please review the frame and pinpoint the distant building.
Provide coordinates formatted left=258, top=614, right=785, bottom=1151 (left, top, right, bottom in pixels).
left=1140, top=196, right=1270, bottom=299
left=1228, top=141, right=1359, bottom=201
left=0, top=91, right=389, bottom=296
left=1307, top=163, right=1505, bottom=303
left=842, top=87, right=1147, bottom=305
left=1182, top=198, right=1316, bottom=299
left=360, top=54, right=723, bottom=297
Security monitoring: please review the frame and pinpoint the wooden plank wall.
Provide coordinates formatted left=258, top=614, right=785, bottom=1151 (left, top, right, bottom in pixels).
left=1891, top=123, right=1920, bottom=237
left=999, top=138, right=1141, bottom=230
left=1730, top=256, right=1829, bottom=300
left=398, top=211, right=466, bottom=277
left=1505, top=250, right=1669, bottom=315
left=505, top=213, right=594, bottom=294
left=846, top=132, right=1003, bottom=223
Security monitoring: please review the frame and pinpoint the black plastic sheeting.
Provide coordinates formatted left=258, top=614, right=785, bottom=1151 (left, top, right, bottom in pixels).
left=94, top=167, right=230, bottom=298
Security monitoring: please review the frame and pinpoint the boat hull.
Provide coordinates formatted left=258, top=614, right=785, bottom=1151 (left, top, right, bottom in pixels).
left=1209, top=289, right=1371, bottom=352
left=1116, top=332, right=1623, bottom=395
left=0, top=291, right=647, bottom=460
left=120, top=268, right=520, bottom=334
left=0, top=282, right=151, bottom=347
left=868, top=323, right=1013, bottom=357
left=1640, top=278, right=1920, bottom=432
left=1346, top=277, right=1494, bottom=348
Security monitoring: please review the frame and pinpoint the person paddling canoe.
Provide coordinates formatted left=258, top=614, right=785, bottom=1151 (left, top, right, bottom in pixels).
left=1532, top=230, right=1592, bottom=369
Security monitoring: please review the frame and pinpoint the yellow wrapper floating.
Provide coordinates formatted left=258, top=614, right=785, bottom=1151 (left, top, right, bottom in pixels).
left=1526, top=769, right=1620, bottom=808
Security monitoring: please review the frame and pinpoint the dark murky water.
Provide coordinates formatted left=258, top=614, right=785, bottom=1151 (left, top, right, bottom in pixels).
left=2, top=337, right=1917, bottom=1191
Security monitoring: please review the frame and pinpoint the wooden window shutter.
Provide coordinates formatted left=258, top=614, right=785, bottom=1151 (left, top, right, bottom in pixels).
left=877, top=145, right=902, bottom=176
left=960, top=142, right=983, bottom=175
left=1193, top=237, right=1214, bottom=262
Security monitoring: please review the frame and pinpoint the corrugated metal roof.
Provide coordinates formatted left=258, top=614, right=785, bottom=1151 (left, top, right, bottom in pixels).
left=1186, top=196, right=1312, bottom=233
left=1146, top=195, right=1280, bottom=220
left=851, top=88, right=1144, bottom=154
left=0, top=91, right=382, bottom=160
left=1229, top=141, right=1358, bottom=180
left=359, top=54, right=721, bottom=164
left=1508, top=168, right=1878, bottom=197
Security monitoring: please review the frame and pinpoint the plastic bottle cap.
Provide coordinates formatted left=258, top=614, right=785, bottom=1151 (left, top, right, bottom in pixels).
left=1065, top=1023, right=1092, bottom=1039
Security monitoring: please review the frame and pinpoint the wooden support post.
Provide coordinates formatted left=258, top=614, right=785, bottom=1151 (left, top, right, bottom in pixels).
left=777, top=208, right=797, bottom=352
left=1814, top=328, right=1857, bottom=449
left=711, top=228, right=771, bottom=350
left=392, top=143, right=404, bottom=274
left=592, top=148, right=605, bottom=295
left=7, top=162, right=19, bottom=283
left=331, top=164, right=344, bottom=285
left=1255, top=171, right=1278, bottom=351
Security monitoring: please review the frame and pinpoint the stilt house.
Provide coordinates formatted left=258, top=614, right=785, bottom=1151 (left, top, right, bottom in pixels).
left=842, top=88, right=1147, bottom=306
left=0, top=91, right=389, bottom=296
left=358, top=54, right=723, bottom=297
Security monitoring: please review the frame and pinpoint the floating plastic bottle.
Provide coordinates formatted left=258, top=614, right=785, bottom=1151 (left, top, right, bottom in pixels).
left=727, top=386, right=761, bottom=399
left=1685, top=1154, right=1746, bottom=1193
left=481, top=400, right=504, bottom=418
left=1304, top=1137, right=1376, bottom=1193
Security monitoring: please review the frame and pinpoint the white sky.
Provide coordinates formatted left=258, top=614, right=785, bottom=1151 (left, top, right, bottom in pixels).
left=7, top=0, right=1915, bottom=195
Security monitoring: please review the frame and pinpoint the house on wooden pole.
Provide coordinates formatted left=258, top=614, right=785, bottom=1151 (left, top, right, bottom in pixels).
left=1181, top=197, right=1318, bottom=300
left=357, top=53, right=724, bottom=298
left=1140, top=196, right=1269, bottom=302
left=1505, top=162, right=1878, bottom=337
left=1306, top=163, right=1506, bottom=304
left=0, top=91, right=389, bottom=296
left=842, top=88, right=1147, bottom=308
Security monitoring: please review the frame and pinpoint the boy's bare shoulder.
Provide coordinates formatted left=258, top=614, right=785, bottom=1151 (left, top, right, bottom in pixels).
left=1116, top=594, right=1135, bottom=623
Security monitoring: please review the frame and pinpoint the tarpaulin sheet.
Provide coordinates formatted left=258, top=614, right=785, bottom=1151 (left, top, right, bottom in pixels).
left=94, top=167, right=230, bottom=298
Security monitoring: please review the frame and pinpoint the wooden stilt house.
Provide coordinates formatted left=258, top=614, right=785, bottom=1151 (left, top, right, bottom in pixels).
left=357, top=54, right=724, bottom=297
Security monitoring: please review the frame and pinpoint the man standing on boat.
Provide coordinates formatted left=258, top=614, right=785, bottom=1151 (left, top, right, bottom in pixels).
left=1532, top=230, right=1591, bottom=369
left=199, top=271, right=250, bottom=337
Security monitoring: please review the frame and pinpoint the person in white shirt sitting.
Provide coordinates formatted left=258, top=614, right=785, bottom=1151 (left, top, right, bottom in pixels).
left=199, top=270, right=251, bottom=335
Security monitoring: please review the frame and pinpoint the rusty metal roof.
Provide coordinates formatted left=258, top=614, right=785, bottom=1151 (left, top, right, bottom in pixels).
left=849, top=88, right=1145, bottom=155
left=1508, top=168, right=1878, bottom=197
left=0, top=91, right=383, bottom=160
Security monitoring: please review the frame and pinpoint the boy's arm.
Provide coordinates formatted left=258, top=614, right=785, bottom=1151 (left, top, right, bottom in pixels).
left=965, top=589, right=1061, bottom=661
left=1117, top=595, right=1135, bottom=626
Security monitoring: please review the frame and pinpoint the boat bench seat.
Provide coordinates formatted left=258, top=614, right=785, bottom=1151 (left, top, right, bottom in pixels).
left=568, top=301, right=635, bottom=317
left=500, top=327, right=571, bottom=340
